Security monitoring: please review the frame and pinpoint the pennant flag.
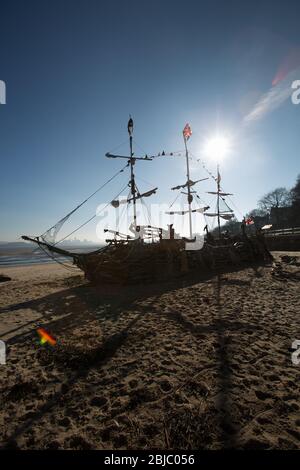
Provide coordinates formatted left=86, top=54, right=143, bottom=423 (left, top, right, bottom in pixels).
left=128, top=116, right=133, bottom=135
left=216, top=170, right=221, bottom=184
left=183, top=123, right=192, bottom=140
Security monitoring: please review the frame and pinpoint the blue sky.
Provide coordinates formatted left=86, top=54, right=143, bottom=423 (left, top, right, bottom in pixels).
left=0, top=0, right=300, bottom=242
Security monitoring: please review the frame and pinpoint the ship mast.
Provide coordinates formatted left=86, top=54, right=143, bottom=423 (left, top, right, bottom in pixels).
left=183, top=130, right=193, bottom=240
left=128, top=117, right=137, bottom=227
left=167, top=124, right=209, bottom=240
left=205, top=166, right=235, bottom=234
left=105, top=117, right=156, bottom=235
left=217, top=164, right=221, bottom=238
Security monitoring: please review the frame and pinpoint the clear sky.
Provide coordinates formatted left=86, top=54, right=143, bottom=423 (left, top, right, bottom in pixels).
left=0, top=0, right=300, bottom=242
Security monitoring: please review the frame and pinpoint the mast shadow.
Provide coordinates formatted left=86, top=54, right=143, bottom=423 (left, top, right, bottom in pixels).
left=214, top=273, right=238, bottom=448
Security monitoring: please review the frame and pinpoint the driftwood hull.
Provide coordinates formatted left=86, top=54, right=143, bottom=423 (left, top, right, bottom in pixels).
left=75, top=236, right=272, bottom=285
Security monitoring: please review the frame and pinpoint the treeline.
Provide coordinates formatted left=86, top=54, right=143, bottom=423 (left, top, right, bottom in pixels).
left=247, top=174, right=300, bottom=228
left=213, top=174, right=300, bottom=234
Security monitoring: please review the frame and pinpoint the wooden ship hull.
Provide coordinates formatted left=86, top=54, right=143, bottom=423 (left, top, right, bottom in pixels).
left=73, top=235, right=272, bottom=285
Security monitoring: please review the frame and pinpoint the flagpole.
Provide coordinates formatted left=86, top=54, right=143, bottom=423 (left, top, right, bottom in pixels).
left=183, top=134, right=193, bottom=240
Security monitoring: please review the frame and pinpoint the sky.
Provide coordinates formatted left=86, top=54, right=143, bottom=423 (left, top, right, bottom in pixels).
left=0, top=0, right=300, bottom=242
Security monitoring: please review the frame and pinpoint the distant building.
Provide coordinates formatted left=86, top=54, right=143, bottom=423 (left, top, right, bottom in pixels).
left=269, top=206, right=294, bottom=228
left=252, top=214, right=270, bottom=228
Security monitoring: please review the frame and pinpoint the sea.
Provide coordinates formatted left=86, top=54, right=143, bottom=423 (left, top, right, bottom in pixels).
left=0, top=245, right=102, bottom=267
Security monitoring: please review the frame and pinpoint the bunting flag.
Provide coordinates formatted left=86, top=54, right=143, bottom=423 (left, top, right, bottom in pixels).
left=183, top=123, right=192, bottom=140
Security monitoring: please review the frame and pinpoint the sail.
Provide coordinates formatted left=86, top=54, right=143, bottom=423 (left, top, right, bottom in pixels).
left=171, top=178, right=208, bottom=191
left=111, top=199, right=127, bottom=208
left=205, top=212, right=234, bottom=220
left=111, top=187, right=157, bottom=208
left=166, top=206, right=209, bottom=215
left=220, top=213, right=235, bottom=220
left=41, top=212, right=74, bottom=244
left=132, top=187, right=158, bottom=201
left=207, top=191, right=233, bottom=196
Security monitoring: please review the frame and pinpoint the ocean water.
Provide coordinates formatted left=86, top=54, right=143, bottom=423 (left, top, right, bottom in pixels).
left=0, top=245, right=101, bottom=267
left=0, top=253, right=71, bottom=266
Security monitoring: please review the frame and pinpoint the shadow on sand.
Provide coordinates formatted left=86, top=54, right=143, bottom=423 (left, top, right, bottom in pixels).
left=2, top=262, right=265, bottom=449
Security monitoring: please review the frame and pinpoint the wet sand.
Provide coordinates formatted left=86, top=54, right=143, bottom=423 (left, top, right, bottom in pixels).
left=0, top=253, right=300, bottom=449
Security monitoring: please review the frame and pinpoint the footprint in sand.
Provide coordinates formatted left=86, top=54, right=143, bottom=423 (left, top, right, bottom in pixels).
left=255, top=390, right=272, bottom=401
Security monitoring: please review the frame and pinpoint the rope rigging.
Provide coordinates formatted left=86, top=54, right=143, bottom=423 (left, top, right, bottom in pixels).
left=38, top=243, right=80, bottom=272
left=54, top=182, right=130, bottom=246
left=40, top=162, right=129, bottom=245
left=188, top=150, right=245, bottom=219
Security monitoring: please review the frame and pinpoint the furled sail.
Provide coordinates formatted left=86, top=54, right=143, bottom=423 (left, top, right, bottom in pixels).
left=111, top=187, right=157, bottom=208
left=171, top=178, right=208, bottom=191
left=132, top=187, right=158, bottom=201
left=207, top=191, right=233, bottom=196
left=166, top=206, right=209, bottom=215
left=205, top=212, right=234, bottom=220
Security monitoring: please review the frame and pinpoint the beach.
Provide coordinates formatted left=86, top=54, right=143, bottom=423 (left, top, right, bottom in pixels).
left=0, top=254, right=299, bottom=449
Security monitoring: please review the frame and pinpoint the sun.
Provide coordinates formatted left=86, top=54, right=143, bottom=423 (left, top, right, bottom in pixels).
left=203, top=135, right=231, bottom=161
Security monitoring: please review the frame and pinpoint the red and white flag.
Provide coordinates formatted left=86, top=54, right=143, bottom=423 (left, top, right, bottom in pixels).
left=183, top=123, right=192, bottom=140
left=245, top=217, right=254, bottom=225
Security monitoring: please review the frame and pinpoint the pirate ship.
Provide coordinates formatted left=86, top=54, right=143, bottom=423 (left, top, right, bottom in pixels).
left=22, top=118, right=272, bottom=284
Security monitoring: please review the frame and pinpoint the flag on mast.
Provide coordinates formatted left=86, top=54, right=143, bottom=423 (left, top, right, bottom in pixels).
left=245, top=216, right=254, bottom=225
left=183, top=123, right=192, bottom=140
left=128, top=116, right=133, bottom=136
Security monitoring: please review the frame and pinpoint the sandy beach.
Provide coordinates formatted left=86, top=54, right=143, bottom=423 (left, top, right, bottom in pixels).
left=0, top=253, right=299, bottom=450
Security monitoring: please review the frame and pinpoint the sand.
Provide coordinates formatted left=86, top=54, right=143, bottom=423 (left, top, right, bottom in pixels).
left=0, top=253, right=299, bottom=450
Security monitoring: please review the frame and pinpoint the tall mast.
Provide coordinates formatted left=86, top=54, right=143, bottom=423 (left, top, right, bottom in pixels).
left=183, top=128, right=193, bottom=240
left=105, top=117, right=155, bottom=236
left=205, top=167, right=234, bottom=233
left=217, top=164, right=221, bottom=238
left=128, top=117, right=137, bottom=227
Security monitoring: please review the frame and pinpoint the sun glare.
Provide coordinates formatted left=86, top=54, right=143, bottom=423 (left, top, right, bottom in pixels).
left=203, top=135, right=231, bottom=161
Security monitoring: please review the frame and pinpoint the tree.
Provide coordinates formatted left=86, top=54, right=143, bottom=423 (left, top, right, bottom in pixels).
left=246, top=208, right=268, bottom=218
left=290, top=175, right=300, bottom=226
left=291, top=174, right=300, bottom=205
left=258, top=187, right=291, bottom=213
left=210, top=217, right=242, bottom=236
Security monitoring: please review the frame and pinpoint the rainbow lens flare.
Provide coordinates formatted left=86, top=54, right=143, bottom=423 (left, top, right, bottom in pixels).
left=37, top=327, right=56, bottom=346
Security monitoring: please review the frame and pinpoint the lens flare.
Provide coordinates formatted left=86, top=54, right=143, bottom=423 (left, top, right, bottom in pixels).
left=203, top=135, right=231, bottom=161
left=37, top=327, right=56, bottom=346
